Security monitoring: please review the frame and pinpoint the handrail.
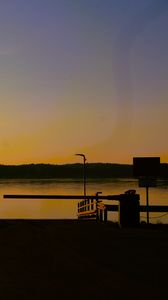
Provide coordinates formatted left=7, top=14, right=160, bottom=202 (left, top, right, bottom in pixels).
left=3, top=193, right=139, bottom=200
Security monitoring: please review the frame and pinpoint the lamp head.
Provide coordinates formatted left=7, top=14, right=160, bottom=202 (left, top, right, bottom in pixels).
left=75, top=153, right=86, bottom=162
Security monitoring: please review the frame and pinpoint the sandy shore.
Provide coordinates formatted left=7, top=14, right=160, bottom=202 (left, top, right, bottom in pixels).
left=0, top=219, right=167, bottom=300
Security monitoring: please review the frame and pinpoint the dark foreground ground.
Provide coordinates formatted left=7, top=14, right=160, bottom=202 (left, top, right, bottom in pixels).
left=0, top=220, right=167, bottom=300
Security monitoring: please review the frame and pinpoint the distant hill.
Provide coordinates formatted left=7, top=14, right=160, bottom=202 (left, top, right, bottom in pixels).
left=0, top=163, right=167, bottom=179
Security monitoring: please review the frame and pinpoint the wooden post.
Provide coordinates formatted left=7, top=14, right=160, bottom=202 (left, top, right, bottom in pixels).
left=146, top=186, right=149, bottom=224
left=104, top=208, right=107, bottom=223
left=99, top=209, right=103, bottom=222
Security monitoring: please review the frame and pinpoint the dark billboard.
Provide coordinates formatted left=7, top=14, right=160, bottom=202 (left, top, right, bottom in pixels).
left=133, top=157, right=160, bottom=177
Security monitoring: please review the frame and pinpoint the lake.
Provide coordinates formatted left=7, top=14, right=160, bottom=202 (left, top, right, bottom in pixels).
left=0, top=178, right=168, bottom=223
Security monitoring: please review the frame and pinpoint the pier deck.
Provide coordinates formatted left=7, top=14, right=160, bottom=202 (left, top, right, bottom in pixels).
left=0, top=220, right=167, bottom=300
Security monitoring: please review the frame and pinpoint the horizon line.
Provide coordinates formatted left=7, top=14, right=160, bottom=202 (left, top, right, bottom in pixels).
left=0, top=161, right=167, bottom=167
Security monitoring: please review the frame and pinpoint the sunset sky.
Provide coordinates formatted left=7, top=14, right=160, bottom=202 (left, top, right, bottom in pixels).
left=0, top=0, right=168, bottom=165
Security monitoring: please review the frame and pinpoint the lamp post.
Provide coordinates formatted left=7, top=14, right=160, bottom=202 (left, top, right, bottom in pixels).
left=75, top=153, right=87, bottom=199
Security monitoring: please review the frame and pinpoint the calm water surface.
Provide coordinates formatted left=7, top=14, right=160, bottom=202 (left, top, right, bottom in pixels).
left=0, top=178, right=168, bottom=223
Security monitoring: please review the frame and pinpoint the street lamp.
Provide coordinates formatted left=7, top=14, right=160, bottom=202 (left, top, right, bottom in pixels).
left=75, top=153, right=87, bottom=199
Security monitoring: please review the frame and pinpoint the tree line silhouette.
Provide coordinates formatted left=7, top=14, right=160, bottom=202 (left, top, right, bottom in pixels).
left=0, top=163, right=167, bottom=179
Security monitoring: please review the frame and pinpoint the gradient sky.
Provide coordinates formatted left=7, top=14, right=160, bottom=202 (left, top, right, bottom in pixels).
left=0, top=0, right=168, bottom=165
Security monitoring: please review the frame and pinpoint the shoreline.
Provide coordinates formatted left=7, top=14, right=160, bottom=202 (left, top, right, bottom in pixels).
left=0, top=218, right=168, bottom=227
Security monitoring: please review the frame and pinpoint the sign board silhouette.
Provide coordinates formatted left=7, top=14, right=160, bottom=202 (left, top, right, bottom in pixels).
left=133, top=157, right=160, bottom=177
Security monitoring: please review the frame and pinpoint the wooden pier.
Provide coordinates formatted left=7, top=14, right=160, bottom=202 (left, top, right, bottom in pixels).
left=4, top=189, right=168, bottom=226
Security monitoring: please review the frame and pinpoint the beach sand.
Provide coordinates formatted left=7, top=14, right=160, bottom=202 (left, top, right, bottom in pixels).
left=0, top=220, right=167, bottom=300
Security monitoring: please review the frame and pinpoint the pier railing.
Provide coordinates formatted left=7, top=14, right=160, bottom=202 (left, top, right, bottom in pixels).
left=3, top=190, right=168, bottom=226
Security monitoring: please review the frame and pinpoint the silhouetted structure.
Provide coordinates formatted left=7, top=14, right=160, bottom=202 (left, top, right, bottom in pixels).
left=77, top=190, right=140, bottom=227
left=4, top=191, right=168, bottom=227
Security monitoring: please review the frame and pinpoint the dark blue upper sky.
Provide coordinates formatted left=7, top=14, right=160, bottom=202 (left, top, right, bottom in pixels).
left=0, top=0, right=168, bottom=163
